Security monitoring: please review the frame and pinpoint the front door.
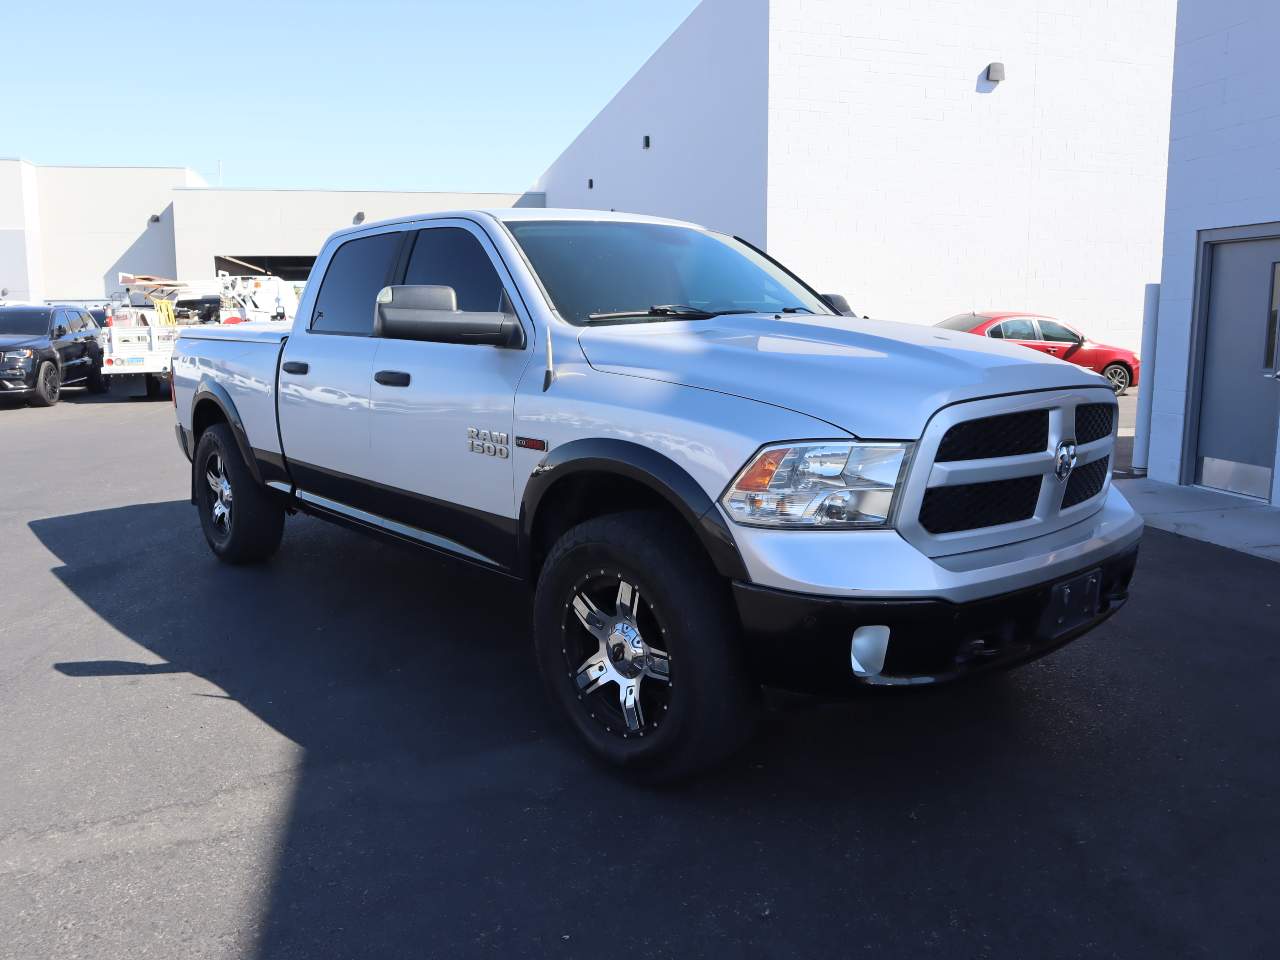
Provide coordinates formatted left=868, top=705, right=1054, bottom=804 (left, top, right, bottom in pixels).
left=1194, top=237, right=1280, bottom=500
left=366, top=221, right=534, bottom=570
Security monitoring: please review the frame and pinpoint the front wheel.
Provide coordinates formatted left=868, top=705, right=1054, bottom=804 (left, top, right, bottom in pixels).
left=1102, top=363, right=1130, bottom=395
left=533, top=511, right=757, bottom=782
left=29, top=362, right=60, bottom=407
left=193, top=423, right=285, bottom=564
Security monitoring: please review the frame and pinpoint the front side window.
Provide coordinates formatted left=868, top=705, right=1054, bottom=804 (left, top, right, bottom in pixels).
left=1000, top=318, right=1037, bottom=340
left=311, top=231, right=402, bottom=335
left=506, top=220, right=831, bottom=325
left=404, top=228, right=512, bottom=314
left=1037, top=319, right=1080, bottom=343
left=0, top=308, right=52, bottom=336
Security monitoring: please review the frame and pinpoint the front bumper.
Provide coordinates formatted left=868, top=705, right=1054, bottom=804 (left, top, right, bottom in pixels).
left=734, top=543, right=1139, bottom=693
left=0, top=367, right=36, bottom=392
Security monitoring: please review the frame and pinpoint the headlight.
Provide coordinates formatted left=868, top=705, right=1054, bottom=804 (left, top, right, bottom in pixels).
left=721, top=441, right=911, bottom=528
left=1, top=349, right=33, bottom=363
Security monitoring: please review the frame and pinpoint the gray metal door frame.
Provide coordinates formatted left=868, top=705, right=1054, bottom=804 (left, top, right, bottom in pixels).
left=1181, top=221, right=1280, bottom=503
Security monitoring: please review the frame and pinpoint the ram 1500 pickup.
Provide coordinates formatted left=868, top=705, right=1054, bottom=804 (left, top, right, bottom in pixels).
left=172, top=209, right=1142, bottom=779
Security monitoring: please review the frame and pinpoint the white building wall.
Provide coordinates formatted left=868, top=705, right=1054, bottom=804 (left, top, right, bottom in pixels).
left=767, top=0, right=1176, bottom=349
left=536, top=0, right=770, bottom=244
left=0, top=160, right=46, bottom=302
left=34, top=165, right=205, bottom=299
left=171, top=189, right=540, bottom=281
left=1147, top=0, right=1280, bottom=485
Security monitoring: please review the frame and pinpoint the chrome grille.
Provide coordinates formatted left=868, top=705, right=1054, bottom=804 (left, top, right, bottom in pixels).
left=896, top=388, right=1119, bottom=558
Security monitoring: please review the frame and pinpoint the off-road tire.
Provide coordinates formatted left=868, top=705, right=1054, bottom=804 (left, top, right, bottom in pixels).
left=533, top=510, right=758, bottom=782
left=193, top=423, right=285, bottom=564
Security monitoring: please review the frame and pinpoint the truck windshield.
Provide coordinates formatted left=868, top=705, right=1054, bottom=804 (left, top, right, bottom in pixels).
left=505, top=221, right=832, bottom=325
left=0, top=308, right=52, bottom=336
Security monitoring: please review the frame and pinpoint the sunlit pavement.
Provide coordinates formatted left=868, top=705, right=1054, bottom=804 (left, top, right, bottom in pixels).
left=1, top=392, right=1275, bottom=959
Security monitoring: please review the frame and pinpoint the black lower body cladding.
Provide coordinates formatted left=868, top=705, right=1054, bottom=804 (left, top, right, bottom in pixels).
left=732, top=546, right=1139, bottom=694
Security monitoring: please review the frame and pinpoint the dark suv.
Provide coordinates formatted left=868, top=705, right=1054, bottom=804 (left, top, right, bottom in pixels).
left=0, top=305, right=108, bottom=406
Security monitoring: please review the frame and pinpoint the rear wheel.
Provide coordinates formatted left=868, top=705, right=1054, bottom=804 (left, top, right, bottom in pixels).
left=1102, top=363, right=1130, bottom=395
left=533, top=511, right=757, bottom=782
left=30, top=362, right=60, bottom=407
left=193, top=423, right=285, bottom=564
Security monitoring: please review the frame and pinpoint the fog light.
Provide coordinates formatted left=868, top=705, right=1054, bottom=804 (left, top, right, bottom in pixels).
left=851, top=625, right=890, bottom=678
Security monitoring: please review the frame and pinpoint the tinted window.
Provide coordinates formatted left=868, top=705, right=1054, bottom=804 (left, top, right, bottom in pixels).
left=1037, top=319, right=1080, bottom=343
left=986, top=324, right=1005, bottom=339
left=506, top=220, right=831, bottom=325
left=1000, top=318, right=1037, bottom=340
left=937, top=313, right=980, bottom=331
left=311, top=232, right=402, bottom=335
left=0, top=307, right=52, bottom=336
left=404, top=228, right=511, bottom=313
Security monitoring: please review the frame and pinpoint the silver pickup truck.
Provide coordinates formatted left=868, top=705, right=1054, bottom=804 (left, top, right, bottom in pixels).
left=172, top=209, right=1142, bottom=780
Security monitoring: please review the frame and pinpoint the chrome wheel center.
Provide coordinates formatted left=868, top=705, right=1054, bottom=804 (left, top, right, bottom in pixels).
left=568, top=577, right=670, bottom=734
left=205, top=454, right=233, bottom=533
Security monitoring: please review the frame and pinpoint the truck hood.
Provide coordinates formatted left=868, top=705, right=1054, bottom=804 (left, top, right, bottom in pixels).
left=577, top=313, right=1107, bottom=438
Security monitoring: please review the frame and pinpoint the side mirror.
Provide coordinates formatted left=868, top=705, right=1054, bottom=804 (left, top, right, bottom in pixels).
left=822, top=293, right=857, bottom=318
left=375, top=285, right=525, bottom=348
left=54, top=325, right=68, bottom=338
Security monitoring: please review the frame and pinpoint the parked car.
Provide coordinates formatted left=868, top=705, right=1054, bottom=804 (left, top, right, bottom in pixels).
left=172, top=210, right=1141, bottom=780
left=937, top=312, right=1141, bottom=394
left=0, top=304, right=108, bottom=406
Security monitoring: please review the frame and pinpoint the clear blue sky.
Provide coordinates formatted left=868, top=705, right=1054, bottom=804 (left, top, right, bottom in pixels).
left=5, top=0, right=699, bottom=192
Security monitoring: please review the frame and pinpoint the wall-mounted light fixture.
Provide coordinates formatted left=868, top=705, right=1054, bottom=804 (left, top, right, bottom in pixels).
left=148, top=214, right=161, bottom=223
left=352, top=211, right=366, bottom=225
left=986, top=62, right=1005, bottom=83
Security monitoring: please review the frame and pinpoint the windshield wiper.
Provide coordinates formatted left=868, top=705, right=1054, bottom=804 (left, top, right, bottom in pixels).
left=585, top=305, right=755, bottom=323
left=781, top=306, right=814, bottom=314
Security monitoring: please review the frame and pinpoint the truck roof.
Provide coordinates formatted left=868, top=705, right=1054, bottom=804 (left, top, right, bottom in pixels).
left=328, top=207, right=707, bottom=242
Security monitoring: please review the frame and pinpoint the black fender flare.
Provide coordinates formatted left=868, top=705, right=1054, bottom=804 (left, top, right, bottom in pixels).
left=191, top=378, right=262, bottom=487
left=519, top=437, right=748, bottom=581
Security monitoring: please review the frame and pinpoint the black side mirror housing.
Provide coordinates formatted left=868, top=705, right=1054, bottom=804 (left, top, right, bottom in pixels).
left=822, top=294, right=857, bottom=318
left=374, top=285, right=525, bottom=348
left=54, top=325, right=68, bottom=338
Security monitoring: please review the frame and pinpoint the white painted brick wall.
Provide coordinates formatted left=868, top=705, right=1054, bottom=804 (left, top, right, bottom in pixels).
left=767, top=0, right=1175, bottom=350
left=1147, top=0, right=1280, bottom=486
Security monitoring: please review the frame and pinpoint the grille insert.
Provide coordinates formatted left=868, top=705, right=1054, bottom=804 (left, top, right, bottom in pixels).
left=1063, top=455, right=1109, bottom=508
left=1075, top=404, right=1114, bottom=444
left=919, top=476, right=1041, bottom=534
left=935, top=410, right=1049, bottom=462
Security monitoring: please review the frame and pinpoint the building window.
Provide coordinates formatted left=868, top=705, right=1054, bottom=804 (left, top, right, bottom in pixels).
left=643, top=135, right=651, bottom=149
left=587, top=178, right=594, bottom=190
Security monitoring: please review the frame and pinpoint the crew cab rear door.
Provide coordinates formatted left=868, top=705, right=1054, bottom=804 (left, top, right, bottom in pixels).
left=277, top=228, right=404, bottom=501
left=364, top=221, right=533, bottom=570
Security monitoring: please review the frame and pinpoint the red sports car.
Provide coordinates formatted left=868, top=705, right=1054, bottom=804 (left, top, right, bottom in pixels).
left=937, top=311, right=1141, bottom=394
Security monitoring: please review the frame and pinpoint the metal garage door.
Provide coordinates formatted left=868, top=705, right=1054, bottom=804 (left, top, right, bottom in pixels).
left=1194, top=237, right=1280, bottom=500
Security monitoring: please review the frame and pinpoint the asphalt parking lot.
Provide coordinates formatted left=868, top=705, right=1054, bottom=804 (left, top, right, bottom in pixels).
left=1, top=389, right=1276, bottom=959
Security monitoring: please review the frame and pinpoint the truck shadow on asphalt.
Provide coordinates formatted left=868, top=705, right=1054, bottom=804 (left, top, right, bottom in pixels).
left=29, top=500, right=1250, bottom=958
